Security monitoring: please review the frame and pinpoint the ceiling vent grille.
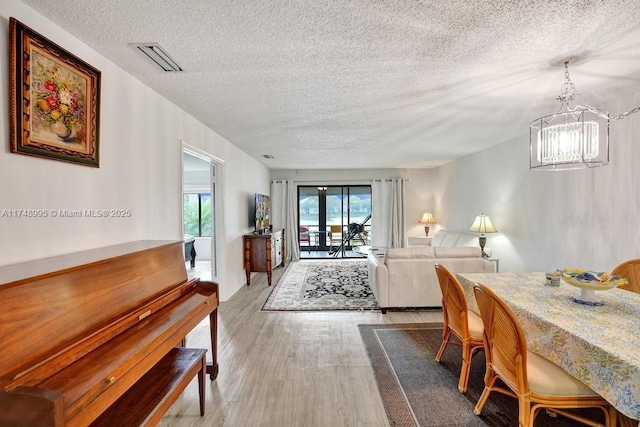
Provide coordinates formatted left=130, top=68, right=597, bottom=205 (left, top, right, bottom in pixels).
left=132, top=43, right=184, bottom=72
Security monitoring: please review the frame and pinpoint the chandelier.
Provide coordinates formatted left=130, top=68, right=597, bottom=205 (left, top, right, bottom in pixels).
left=529, top=62, right=640, bottom=171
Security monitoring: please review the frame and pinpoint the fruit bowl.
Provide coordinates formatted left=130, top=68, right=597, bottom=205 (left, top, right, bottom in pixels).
left=555, top=269, right=627, bottom=306
left=560, top=275, right=620, bottom=290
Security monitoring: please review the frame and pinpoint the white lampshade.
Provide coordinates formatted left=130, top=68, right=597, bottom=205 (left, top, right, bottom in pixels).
left=468, top=213, right=497, bottom=235
left=419, top=212, right=436, bottom=224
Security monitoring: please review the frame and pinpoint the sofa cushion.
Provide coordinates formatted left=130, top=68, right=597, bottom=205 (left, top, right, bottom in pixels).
left=455, top=233, right=479, bottom=248
left=434, top=246, right=482, bottom=258
left=441, top=232, right=463, bottom=247
left=432, top=229, right=479, bottom=248
left=386, top=247, right=435, bottom=259
left=430, top=230, right=448, bottom=246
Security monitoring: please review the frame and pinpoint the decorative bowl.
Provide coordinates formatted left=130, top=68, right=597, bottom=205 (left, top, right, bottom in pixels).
left=560, top=275, right=620, bottom=291
left=555, top=268, right=627, bottom=306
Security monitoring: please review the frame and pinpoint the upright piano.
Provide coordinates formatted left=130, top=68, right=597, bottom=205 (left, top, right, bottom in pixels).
left=0, top=240, right=219, bottom=426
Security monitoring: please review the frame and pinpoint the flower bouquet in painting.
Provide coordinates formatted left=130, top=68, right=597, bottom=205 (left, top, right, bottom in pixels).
left=32, top=61, right=86, bottom=142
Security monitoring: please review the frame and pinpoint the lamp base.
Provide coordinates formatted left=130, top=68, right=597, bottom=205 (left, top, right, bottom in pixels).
left=479, top=236, right=487, bottom=258
left=424, top=226, right=430, bottom=236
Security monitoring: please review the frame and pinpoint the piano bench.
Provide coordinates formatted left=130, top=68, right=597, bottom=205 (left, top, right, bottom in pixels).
left=91, top=347, right=207, bottom=426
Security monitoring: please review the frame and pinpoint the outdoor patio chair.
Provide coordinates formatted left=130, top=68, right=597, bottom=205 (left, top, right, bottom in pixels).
left=328, top=225, right=343, bottom=250
left=300, top=227, right=311, bottom=252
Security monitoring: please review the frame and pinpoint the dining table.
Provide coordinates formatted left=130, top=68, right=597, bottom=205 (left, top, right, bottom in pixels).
left=455, top=271, right=640, bottom=424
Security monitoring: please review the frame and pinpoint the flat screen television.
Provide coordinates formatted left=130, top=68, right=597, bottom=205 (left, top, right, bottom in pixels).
left=254, top=193, right=270, bottom=232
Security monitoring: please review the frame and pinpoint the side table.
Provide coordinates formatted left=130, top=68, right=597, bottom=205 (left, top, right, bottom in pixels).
left=484, top=257, right=499, bottom=272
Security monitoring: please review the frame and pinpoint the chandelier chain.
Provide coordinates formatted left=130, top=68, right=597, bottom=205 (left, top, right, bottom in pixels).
left=611, top=106, right=640, bottom=121
left=560, top=62, right=640, bottom=121
left=557, top=62, right=576, bottom=103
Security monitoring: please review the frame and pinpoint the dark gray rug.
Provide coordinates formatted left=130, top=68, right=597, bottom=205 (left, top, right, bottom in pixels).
left=262, top=260, right=379, bottom=311
left=358, top=323, right=607, bottom=427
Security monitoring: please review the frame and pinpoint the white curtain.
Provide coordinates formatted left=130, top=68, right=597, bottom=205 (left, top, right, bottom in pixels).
left=271, top=180, right=300, bottom=261
left=371, top=179, right=406, bottom=248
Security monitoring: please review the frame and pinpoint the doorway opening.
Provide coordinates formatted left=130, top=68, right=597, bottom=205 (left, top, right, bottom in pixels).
left=298, top=185, right=371, bottom=258
left=181, top=144, right=224, bottom=283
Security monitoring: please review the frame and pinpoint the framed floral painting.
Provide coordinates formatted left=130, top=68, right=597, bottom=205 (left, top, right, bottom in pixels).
left=9, top=18, right=101, bottom=167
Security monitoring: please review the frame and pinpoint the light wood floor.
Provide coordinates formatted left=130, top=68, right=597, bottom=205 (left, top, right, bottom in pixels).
left=159, top=263, right=442, bottom=427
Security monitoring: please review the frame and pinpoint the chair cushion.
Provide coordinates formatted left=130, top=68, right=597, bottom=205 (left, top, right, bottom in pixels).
left=527, top=351, right=599, bottom=397
left=467, top=310, right=484, bottom=339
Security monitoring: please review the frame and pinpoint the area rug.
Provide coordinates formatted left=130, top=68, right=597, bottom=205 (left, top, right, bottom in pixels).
left=358, top=323, right=607, bottom=427
left=262, top=260, right=379, bottom=311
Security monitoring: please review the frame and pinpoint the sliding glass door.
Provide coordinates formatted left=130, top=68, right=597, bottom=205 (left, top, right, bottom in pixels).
left=298, top=185, right=371, bottom=256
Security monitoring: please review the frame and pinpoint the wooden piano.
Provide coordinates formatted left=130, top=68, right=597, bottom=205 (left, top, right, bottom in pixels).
left=0, top=240, right=219, bottom=426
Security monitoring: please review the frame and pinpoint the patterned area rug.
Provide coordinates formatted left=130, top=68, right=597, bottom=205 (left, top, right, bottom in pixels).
left=262, top=260, right=379, bottom=311
left=358, top=323, right=608, bottom=427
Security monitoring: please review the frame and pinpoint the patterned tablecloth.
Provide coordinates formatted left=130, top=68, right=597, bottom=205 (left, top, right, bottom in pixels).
left=456, top=272, right=640, bottom=422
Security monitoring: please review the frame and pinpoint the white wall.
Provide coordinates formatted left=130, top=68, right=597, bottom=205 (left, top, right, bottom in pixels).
left=270, top=168, right=435, bottom=239
left=0, top=1, right=270, bottom=301
left=431, top=90, right=640, bottom=273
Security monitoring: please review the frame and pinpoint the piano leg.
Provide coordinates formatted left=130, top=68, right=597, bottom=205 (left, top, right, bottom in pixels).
left=206, top=310, right=219, bottom=380
left=206, top=363, right=219, bottom=381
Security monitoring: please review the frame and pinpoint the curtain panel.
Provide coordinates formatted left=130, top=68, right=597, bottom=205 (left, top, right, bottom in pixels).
left=371, top=178, right=406, bottom=248
left=271, top=180, right=300, bottom=261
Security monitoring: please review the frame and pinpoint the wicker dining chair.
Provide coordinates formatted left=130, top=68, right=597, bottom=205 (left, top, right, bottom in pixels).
left=434, top=263, right=484, bottom=393
left=616, top=412, right=640, bottom=427
left=472, top=283, right=613, bottom=427
left=610, top=261, right=640, bottom=425
left=612, top=259, right=640, bottom=294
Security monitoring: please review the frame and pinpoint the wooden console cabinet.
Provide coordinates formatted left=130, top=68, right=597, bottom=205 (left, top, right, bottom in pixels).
left=243, top=228, right=285, bottom=286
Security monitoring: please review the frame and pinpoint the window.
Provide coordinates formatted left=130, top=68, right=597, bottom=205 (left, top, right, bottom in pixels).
left=183, top=193, right=211, bottom=237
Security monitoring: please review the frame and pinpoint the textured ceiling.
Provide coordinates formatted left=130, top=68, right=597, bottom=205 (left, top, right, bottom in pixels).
left=21, top=0, right=640, bottom=169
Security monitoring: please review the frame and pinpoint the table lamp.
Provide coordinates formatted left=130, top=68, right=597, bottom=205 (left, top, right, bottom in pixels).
left=468, top=213, right=497, bottom=257
left=419, top=212, right=436, bottom=236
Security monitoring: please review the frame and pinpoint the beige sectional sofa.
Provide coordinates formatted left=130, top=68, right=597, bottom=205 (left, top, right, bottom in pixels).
left=367, top=231, right=495, bottom=313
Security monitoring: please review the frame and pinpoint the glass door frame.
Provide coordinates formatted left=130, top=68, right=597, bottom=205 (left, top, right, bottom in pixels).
left=297, top=185, right=371, bottom=257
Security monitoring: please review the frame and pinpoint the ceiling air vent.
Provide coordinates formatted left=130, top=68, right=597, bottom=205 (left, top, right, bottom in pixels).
left=132, top=43, right=184, bottom=72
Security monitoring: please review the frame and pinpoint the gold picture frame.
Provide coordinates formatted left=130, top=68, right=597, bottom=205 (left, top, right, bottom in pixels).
left=9, top=18, right=101, bottom=167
